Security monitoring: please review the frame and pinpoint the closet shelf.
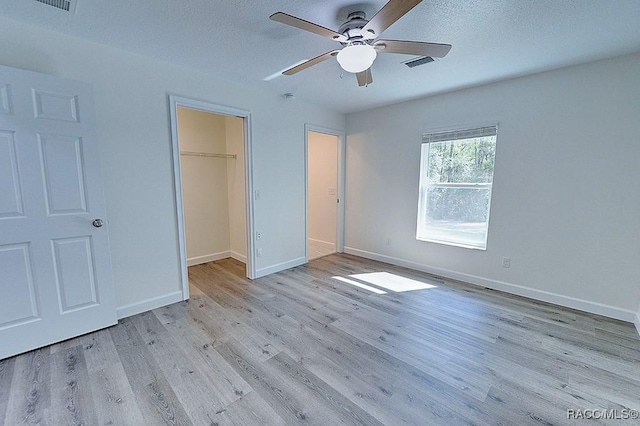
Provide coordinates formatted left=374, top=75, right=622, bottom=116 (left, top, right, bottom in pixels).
left=180, top=151, right=237, bottom=159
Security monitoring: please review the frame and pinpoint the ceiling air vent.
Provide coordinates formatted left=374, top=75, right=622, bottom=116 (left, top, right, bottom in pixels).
left=34, top=0, right=77, bottom=13
left=404, top=56, right=435, bottom=68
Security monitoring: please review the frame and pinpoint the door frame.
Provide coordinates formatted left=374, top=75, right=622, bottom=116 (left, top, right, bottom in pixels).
left=304, top=124, right=346, bottom=261
left=169, top=95, right=256, bottom=301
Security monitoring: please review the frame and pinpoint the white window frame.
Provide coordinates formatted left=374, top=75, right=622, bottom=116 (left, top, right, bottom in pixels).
left=416, top=125, right=498, bottom=250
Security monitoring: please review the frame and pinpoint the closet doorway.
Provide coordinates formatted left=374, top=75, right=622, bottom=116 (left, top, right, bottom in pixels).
left=306, top=126, right=346, bottom=261
left=170, top=96, right=255, bottom=300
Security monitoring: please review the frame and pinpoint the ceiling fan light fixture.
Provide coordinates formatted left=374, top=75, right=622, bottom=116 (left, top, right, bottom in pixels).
left=336, top=44, right=377, bottom=73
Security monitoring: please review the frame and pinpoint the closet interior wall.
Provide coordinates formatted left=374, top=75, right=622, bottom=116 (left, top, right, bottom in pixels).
left=177, top=107, right=246, bottom=266
left=224, top=115, right=247, bottom=262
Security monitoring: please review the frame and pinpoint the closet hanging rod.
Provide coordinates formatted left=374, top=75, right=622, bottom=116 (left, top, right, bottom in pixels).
left=180, top=151, right=237, bottom=159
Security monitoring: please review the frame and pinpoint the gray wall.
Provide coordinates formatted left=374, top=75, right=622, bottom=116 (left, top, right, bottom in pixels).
left=345, top=53, right=640, bottom=320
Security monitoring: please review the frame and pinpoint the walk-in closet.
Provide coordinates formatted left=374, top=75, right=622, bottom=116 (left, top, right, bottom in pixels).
left=177, top=107, right=247, bottom=268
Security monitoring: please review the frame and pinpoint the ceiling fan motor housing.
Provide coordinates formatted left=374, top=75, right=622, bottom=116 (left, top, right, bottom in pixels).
left=338, top=11, right=374, bottom=44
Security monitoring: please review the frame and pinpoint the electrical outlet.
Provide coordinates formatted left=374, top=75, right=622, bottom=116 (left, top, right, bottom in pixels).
left=257, top=248, right=262, bottom=257
left=501, top=257, right=511, bottom=268
left=256, top=231, right=262, bottom=240
left=386, top=238, right=391, bottom=246
left=254, top=190, right=260, bottom=201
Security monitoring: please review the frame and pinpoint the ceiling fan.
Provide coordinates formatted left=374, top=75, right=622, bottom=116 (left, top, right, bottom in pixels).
left=270, top=0, right=452, bottom=87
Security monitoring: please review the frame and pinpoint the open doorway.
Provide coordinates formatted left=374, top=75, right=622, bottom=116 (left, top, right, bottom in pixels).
left=178, top=108, right=246, bottom=264
left=306, top=126, right=345, bottom=261
left=169, top=96, right=255, bottom=300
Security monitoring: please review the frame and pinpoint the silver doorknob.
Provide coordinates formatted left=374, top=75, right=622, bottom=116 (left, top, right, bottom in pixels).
left=92, top=219, right=104, bottom=228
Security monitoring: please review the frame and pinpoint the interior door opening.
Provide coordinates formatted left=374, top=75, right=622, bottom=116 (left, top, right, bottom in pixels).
left=307, top=129, right=342, bottom=260
left=169, top=97, right=255, bottom=299
left=177, top=107, right=247, bottom=267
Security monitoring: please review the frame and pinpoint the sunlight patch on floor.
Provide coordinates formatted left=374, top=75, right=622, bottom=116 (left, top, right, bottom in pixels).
left=351, top=272, right=438, bottom=292
left=332, top=276, right=387, bottom=294
left=333, top=271, right=438, bottom=294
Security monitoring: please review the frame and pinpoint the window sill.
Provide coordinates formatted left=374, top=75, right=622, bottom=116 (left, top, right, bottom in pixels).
left=416, top=236, right=487, bottom=251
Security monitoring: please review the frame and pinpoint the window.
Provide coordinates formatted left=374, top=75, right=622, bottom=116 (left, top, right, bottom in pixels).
left=416, top=125, right=497, bottom=250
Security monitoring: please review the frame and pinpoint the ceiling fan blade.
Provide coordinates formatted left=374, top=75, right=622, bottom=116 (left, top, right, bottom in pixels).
left=282, top=50, right=339, bottom=75
left=374, top=39, right=452, bottom=58
left=362, top=0, right=423, bottom=37
left=356, top=69, right=373, bottom=87
left=270, top=12, right=347, bottom=42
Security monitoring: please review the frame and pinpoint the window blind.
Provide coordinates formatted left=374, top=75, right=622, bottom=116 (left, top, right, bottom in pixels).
left=422, top=125, right=497, bottom=144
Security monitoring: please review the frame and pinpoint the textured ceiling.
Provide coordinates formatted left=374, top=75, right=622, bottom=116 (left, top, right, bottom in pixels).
left=2, top=0, right=640, bottom=113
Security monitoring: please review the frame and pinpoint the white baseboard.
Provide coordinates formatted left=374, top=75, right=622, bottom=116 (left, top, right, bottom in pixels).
left=116, top=291, right=183, bottom=320
left=343, top=247, right=637, bottom=323
left=634, top=312, right=640, bottom=337
left=187, top=251, right=231, bottom=266
left=255, top=256, right=306, bottom=279
left=230, top=251, right=247, bottom=264
left=309, top=238, right=336, bottom=251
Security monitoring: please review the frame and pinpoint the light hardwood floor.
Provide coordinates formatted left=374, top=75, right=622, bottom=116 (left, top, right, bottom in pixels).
left=1, top=254, right=639, bottom=425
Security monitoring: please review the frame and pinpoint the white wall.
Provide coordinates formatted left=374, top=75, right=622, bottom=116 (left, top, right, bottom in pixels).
left=345, top=53, right=640, bottom=320
left=0, top=17, right=345, bottom=313
left=178, top=108, right=230, bottom=262
left=225, top=116, right=247, bottom=262
left=308, top=132, right=338, bottom=247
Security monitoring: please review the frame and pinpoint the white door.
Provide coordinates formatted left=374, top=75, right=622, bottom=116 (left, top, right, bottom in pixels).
left=0, top=65, right=116, bottom=360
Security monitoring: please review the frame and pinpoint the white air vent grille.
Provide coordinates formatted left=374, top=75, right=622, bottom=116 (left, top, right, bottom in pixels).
left=404, top=56, right=435, bottom=68
left=34, top=0, right=77, bottom=13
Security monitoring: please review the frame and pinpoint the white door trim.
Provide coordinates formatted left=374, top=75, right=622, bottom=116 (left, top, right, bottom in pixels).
left=304, top=124, right=346, bottom=261
left=169, top=95, right=256, bottom=301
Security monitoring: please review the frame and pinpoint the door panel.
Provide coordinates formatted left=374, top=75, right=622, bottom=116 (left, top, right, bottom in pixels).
left=0, top=65, right=116, bottom=360
left=52, top=236, right=98, bottom=312
left=0, top=243, right=39, bottom=328
left=0, top=130, right=24, bottom=217
left=38, top=134, right=88, bottom=215
left=0, top=84, right=11, bottom=114
left=32, top=90, right=80, bottom=122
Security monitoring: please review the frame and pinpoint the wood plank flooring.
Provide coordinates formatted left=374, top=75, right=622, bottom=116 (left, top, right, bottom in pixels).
left=1, top=253, right=639, bottom=425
